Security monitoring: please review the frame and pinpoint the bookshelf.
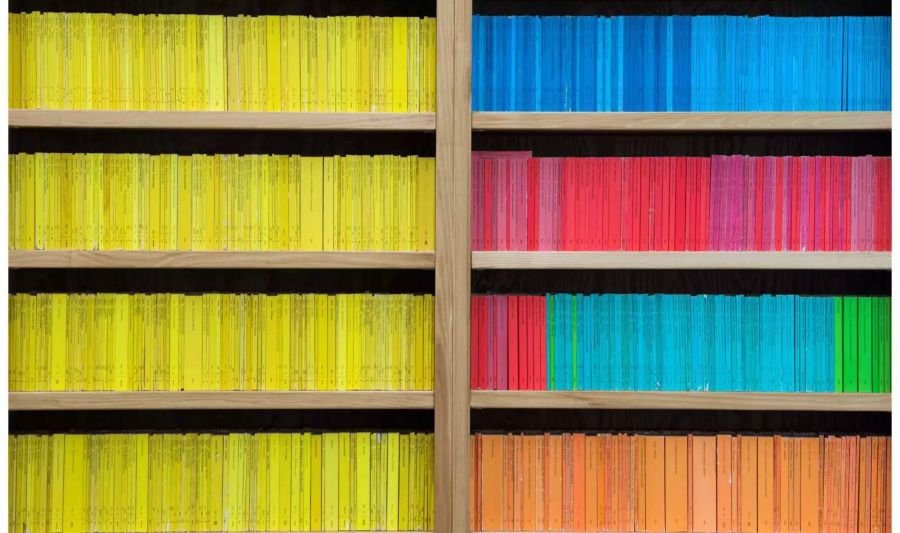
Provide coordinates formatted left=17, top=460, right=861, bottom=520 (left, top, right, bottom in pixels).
left=9, top=109, right=437, bottom=131
left=472, top=111, right=892, bottom=131
left=9, top=250, right=436, bottom=269
left=472, top=251, right=892, bottom=270
left=9, top=391, right=435, bottom=411
left=470, top=390, right=891, bottom=412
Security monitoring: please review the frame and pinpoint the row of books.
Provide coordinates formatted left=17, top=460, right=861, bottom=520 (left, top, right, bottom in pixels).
left=472, top=152, right=891, bottom=252
left=470, top=433, right=891, bottom=533
left=9, top=153, right=435, bottom=251
left=470, top=294, right=891, bottom=393
left=9, top=13, right=436, bottom=112
left=473, top=16, right=890, bottom=111
left=10, top=293, right=434, bottom=392
left=10, top=432, right=434, bottom=533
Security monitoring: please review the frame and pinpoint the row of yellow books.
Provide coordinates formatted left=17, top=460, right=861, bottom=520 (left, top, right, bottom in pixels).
left=10, top=432, right=435, bottom=533
left=9, top=12, right=436, bottom=112
left=9, top=153, right=435, bottom=251
left=10, top=293, right=434, bottom=392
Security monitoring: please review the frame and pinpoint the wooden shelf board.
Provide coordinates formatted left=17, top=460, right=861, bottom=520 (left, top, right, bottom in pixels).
left=9, top=391, right=435, bottom=411
left=471, top=251, right=891, bottom=270
left=470, top=390, right=891, bottom=412
left=9, top=250, right=436, bottom=269
left=9, top=109, right=436, bottom=131
left=472, top=112, right=890, bottom=131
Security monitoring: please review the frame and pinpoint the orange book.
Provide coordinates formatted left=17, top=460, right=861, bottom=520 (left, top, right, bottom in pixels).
left=845, top=436, right=858, bottom=533
left=545, top=434, right=563, bottom=531
left=522, top=436, right=536, bottom=532
left=572, top=433, right=586, bottom=531
left=533, top=435, right=544, bottom=530
left=470, top=436, right=478, bottom=531
left=512, top=436, right=523, bottom=532
left=800, top=437, right=822, bottom=533
left=584, top=435, right=599, bottom=531
left=635, top=435, right=647, bottom=533
left=758, top=436, right=776, bottom=533
left=792, top=438, right=803, bottom=533
left=503, top=435, right=514, bottom=531
left=481, top=435, right=503, bottom=531
left=872, top=437, right=884, bottom=533
left=561, top=434, right=573, bottom=531
left=739, top=436, right=759, bottom=533
left=885, top=438, right=891, bottom=533
left=607, top=434, right=618, bottom=532
left=623, top=434, right=636, bottom=531
left=687, top=437, right=694, bottom=533
left=665, top=436, right=689, bottom=533
left=774, top=436, right=785, bottom=533
left=598, top=434, right=609, bottom=532
left=860, top=437, right=870, bottom=533
left=645, top=435, right=666, bottom=533
left=716, top=435, right=734, bottom=533
left=692, top=435, right=717, bottom=533
left=732, top=436, right=741, bottom=533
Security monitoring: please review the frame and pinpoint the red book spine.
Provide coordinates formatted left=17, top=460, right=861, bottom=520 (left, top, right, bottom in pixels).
left=521, top=296, right=531, bottom=390
left=508, top=295, right=519, bottom=391
left=686, top=158, right=695, bottom=251
left=774, top=158, right=784, bottom=251
left=810, top=157, right=819, bottom=251
left=527, top=158, right=538, bottom=250
left=823, top=157, right=833, bottom=252
left=478, top=296, right=488, bottom=389
left=562, top=160, right=572, bottom=250
left=472, top=155, right=482, bottom=250
left=537, top=296, right=547, bottom=390
left=844, top=156, right=852, bottom=251
left=650, top=158, right=660, bottom=250
left=675, top=156, right=687, bottom=251
left=701, top=157, right=711, bottom=251
left=484, top=160, right=493, bottom=251
left=575, top=159, right=585, bottom=251
left=471, top=297, right=479, bottom=389
left=497, top=295, right=508, bottom=390
left=611, top=159, right=622, bottom=250
left=602, top=159, right=611, bottom=250
left=589, top=159, right=600, bottom=250
left=882, top=157, right=891, bottom=251
left=790, top=157, right=801, bottom=251
left=640, top=157, right=650, bottom=251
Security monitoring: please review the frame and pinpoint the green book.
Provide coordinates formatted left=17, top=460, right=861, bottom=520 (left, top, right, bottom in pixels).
left=858, top=297, right=873, bottom=393
left=834, top=297, right=843, bottom=392
left=843, top=297, right=858, bottom=392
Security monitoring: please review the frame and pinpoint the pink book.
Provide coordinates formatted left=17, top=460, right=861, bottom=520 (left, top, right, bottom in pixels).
left=472, top=155, right=482, bottom=250
left=734, top=155, right=744, bottom=251
left=497, top=294, right=508, bottom=390
left=850, top=157, right=859, bottom=251
left=746, top=156, right=757, bottom=251
left=762, top=157, right=774, bottom=251
left=487, top=295, right=495, bottom=389
left=515, top=157, right=528, bottom=251
left=867, top=155, right=876, bottom=251
left=710, top=155, right=724, bottom=250
left=538, top=158, right=549, bottom=251
left=882, top=157, right=892, bottom=251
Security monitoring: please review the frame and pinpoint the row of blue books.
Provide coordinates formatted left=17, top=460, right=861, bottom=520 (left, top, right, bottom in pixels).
left=472, top=16, right=890, bottom=112
left=540, top=294, right=889, bottom=393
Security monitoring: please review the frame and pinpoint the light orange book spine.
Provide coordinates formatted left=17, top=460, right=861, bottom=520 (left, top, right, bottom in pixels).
left=692, top=435, right=717, bottom=533
left=522, top=436, right=536, bottom=532
left=533, top=435, right=544, bottom=531
left=572, top=433, right=586, bottom=531
left=635, top=435, right=647, bottom=533
left=872, top=437, right=884, bottom=533
left=597, top=434, right=608, bottom=532
left=645, top=435, right=666, bottom=533
left=739, top=436, right=759, bottom=533
left=481, top=435, right=503, bottom=531
left=665, top=435, right=689, bottom=533
left=545, top=434, right=563, bottom=531
left=801, top=437, right=822, bottom=533
left=469, top=436, right=477, bottom=532
left=687, top=437, right=693, bottom=533
left=502, top=435, right=514, bottom=531
left=584, top=435, right=599, bottom=532
left=732, top=436, right=741, bottom=533
left=621, top=434, right=634, bottom=532
left=561, top=434, right=573, bottom=531
left=758, top=436, right=776, bottom=533
left=717, top=435, right=734, bottom=533
left=792, top=438, right=804, bottom=533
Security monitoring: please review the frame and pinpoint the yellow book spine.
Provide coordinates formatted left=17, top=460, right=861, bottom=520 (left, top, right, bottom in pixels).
left=391, top=18, right=409, bottom=112
left=386, top=432, right=400, bottom=530
left=286, top=16, right=301, bottom=111
left=315, top=18, right=328, bottom=111
left=49, top=293, right=67, bottom=391
left=61, top=435, right=85, bottom=533
left=358, top=17, right=370, bottom=112
left=279, top=434, right=293, bottom=531
left=408, top=17, right=420, bottom=112
left=398, top=433, right=410, bottom=530
left=10, top=13, right=22, bottom=108
left=413, top=296, right=425, bottom=391
left=322, top=433, right=339, bottom=531
left=338, top=432, right=352, bottom=530
left=176, top=156, right=192, bottom=250
left=266, top=15, right=282, bottom=111
left=310, top=434, right=323, bottom=531
left=48, top=434, right=64, bottom=533
left=419, top=157, right=436, bottom=250
left=354, top=432, right=371, bottom=530
left=225, top=17, right=238, bottom=111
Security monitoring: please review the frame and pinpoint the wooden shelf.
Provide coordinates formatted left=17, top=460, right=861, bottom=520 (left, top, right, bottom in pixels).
left=470, top=390, right=891, bottom=412
left=9, top=250, right=436, bottom=269
left=9, top=109, right=436, bottom=131
left=472, top=111, right=890, bottom=131
left=472, top=251, right=891, bottom=270
left=9, top=391, right=435, bottom=411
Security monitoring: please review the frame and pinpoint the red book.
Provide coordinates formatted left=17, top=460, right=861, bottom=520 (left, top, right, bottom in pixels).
left=576, top=158, right=586, bottom=250
left=675, top=156, right=687, bottom=251
left=700, top=157, right=711, bottom=250
left=686, top=158, right=696, bottom=251
left=843, top=156, right=852, bottom=251
left=882, top=157, right=891, bottom=251
left=537, top=296, right=547, bottom=390
left=562, top=159, right=573, bottom=250
left=601, top=158, right=611, bottom=250
left=589, top=158, right=600, bottom=250
left=471, top=297, right=479, bottom=389
left=478, top=296, right=488, bottom=389
left=810, top=156, right=819, bottom=251
left=640, top=157, right=650, bottom=251
left=527, top=158, right=539, bottom=250
left=484, top=160, right=493, bottom=251
left=755, top=156, right=765, bottom=251
left=523, top=296, right=532, bottom=390
left=508, top=296, right=519, bottom=390
left=824, top=156, right=833, bottom=251
left=651, top=158, right=661, bottom=250
left=790, top=157, right=801, bottom=250
left=611, top=159, right=623, bottom=250
left=497, top=295, right=508, bottom=390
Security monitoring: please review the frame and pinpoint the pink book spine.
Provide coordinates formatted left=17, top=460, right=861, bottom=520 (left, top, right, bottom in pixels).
left=762, top=157, right=774, bottom=251
left=883, top=157, right=892, bottom=251
left=745, top=156, right=756, bottom=251
left=734, top=155, right=744, bottom=251
left=472, top=153, right=484, bottom=250
left=781, top=157, right=791, bottom=251
left=538, top=159, right=548, bottom=251
left=851, top=157, right=859, bottom=251
left=487, top=295, right=495, bottom=389
left=867, top=155, right=876, bottom=251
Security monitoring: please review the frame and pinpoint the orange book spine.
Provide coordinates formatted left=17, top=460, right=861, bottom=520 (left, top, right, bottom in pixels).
left=758, top=436, right=776, bottom=533
left=687, top=436, right=693, bottom=533
left=503, top=435, right=514, bottom=531
left=598, top=434, right=609, bottom=532
left=623, top=434, right=635, bottom=531
left=732, top=436, right=741, bottom=533
left=469, top=436, right=478, bottom=532
left=739, top=436, right=758, bottom=533
left=572, top=433, right=586, bottom=532
left=522, top=436, right=536, bottom=532
left=645, top=435, right=666, bottom=533
left=533, top=435, right=544, bottom=530
left=481, top=435, right=503, bottom=531
left=545, top=434, right=563, bottom=531
left=635, top=435, right=647, bottom=533
left=665, top=435, right=689, bottom=533
left=584, top=435, right=599, bottom=532
left=512, top=435, right=523, bottom=532
left=801, top=437, right=822, bottom=533
left=716, top=434, right=734, bottom=533
left=692, top=435, right=717, bottom=533
left=561, top=434, right=573, bottom=532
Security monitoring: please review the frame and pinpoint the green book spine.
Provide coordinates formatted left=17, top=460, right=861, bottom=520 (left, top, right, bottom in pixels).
left=843, top=297, right=858, bottom=392
left=858, top=297, right=873, bottom=393
left=834, top=297, right=843, bottom=392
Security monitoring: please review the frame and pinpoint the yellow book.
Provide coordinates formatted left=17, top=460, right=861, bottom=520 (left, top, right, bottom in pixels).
left=279, top=434, right=293, bottom=531
left=265, top=434, right=281, bottom=530
left=62, top=435, right=85, bottom=533
left=322, top=433, right=339, bottom=531
left=225, top=17, right=239, bottom=111
left=286, top=16, right=301, bottom=111
left=148, top=435, right=163, bottom=531
left=266, top=15, right=282, bottom=111
left=408, top=434, right=419, bottom=529
left=276, top=155, right=290, bottom=250
left=244, top=296, right=258, bottom=390
left=176, top=156, right=192, bottom=249
left=354, top=433, right=371, bottom=530
left=323, top=157, right=336, bottom=250
left=413, top=296, right=424, bottom=390
left=408, top=18, right=420, bottom=112
left=424, top=294, right=434, bottom=389
left=225, top=434, right=244, bottom=531
left=168, top=294, right=183, bottom=390
left=113, top=294, right=131, bottom=391
left=391, top=18, right=408, bottom=112
left=398, top=433, right=410, bottom=530
left=290, top=434, right=305, bottom=530
left=339, top=432, right=352, bottom=529
left=132, top=434, right=149, bottom=532
left=310, top=434, right=324, bottom=530
left=48, top=293, right=67, bottom=391
left=206, top=294, right=222, bottom=389
left=206, top=156, right=219, bottom=250
left=255, top=17, right=267, bottom=111
left=301, top=157, right=323, bottom=250
left=386, top=432, right=400, bottom=530
left=347, top=17, right=358, bottom=111
left=303, top=17, right=315, bottom=111
left=358, top=17, right=371, bottom=111
left=10, top=13, right=22, bottom=108
left=47, top=434, right=64, bottom=533
left=418, top=158, right=435, bottom=251
left=182, top=295, right=202, bottom=390
left=21, top=153, right=35, bottom=250
left=381, top=18, right=392, bottom=112
left=315, top=18, right=328, bottom=111
left=220, top=294, right=235, bottom=390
